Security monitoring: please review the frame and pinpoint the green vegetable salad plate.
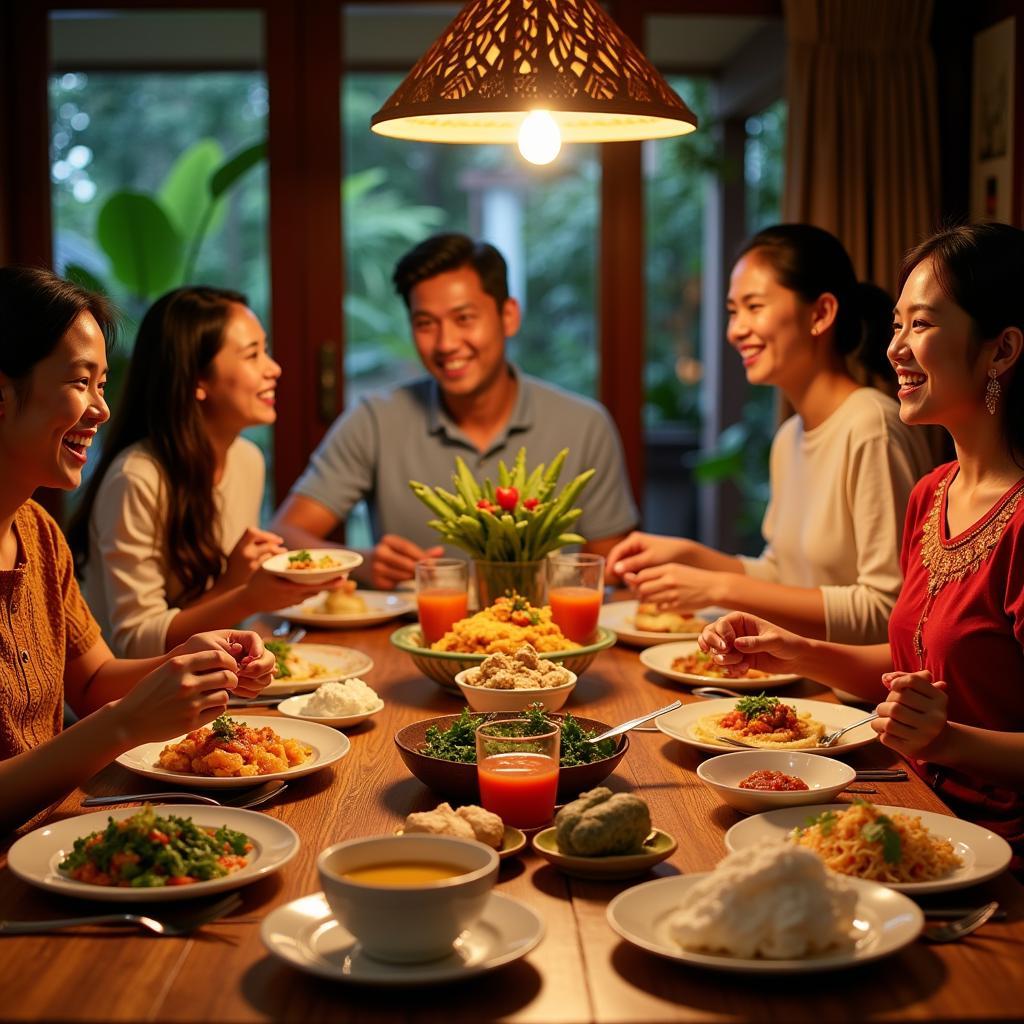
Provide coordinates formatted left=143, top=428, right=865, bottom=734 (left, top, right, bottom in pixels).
left=393, top=708, right=629, bottom=804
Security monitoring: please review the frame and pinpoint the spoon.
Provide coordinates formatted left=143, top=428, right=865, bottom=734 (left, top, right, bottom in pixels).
left=691, top=686, right=745, bottom=699
left=587, top=701, right=682, bottom=744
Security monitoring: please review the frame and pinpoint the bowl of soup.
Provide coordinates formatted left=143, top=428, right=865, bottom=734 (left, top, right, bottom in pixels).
left=317, top=834, right=499, bottom=963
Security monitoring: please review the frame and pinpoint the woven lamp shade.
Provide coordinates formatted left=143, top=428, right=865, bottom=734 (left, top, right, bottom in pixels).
left=371, top=0, right=698, bottom=144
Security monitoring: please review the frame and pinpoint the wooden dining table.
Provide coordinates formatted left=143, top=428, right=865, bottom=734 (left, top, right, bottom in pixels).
left=1, top=611, right=1022, bottom=1023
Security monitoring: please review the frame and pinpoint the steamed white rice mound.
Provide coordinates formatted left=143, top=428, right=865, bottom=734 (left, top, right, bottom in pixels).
left=302, top=678, right=381, bottom=717
left=669, top=843, right=857, bottom=960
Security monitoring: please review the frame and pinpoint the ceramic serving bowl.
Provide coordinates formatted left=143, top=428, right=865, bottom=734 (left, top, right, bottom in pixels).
left=393, top=712, right=629, bottom=804
left=453, top=668, right=577, bottom=712
left=389, top=624, right=616, bottom=692
left=263, top=548, right=363, bottom=585
left=696, top=750, right=857, bottom=814
left=317, top=834, right=499, bottom=963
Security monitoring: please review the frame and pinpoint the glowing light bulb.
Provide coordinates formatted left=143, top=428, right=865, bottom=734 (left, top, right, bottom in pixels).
left=517, top=110, right=561, bottom=165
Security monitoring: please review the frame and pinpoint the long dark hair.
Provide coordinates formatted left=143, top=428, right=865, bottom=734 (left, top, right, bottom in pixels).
left=736, top=224, right=892, bottom=384
left=0, top=266, right=116, bottom=407
left=68, top=286, right=247, bottom=603
left=897, top=223, right=1024, bottom=462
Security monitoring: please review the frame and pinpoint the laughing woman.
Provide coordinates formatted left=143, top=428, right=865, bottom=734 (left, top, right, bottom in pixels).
left=699, top=224, right=1024, bottom=865
left=70, top=286, right=326, bottom=657
left=608, top=225, right=933, bottom=643
left=0, top=268, right=274, bottom=832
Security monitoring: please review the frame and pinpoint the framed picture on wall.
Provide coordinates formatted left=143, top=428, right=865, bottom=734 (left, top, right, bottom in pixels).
left=971, top=16, right=1016, bottom=222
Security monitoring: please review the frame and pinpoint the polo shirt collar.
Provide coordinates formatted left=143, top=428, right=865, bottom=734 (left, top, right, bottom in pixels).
left=426, top=364, right=534, bottom=454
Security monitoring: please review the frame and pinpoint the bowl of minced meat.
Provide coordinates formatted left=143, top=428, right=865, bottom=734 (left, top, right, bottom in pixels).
left=455, top=644, right=577, bottom=712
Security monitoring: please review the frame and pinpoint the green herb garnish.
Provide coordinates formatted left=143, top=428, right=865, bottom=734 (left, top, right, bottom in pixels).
left=420, top=705, right=616, bottom=767
left=264, top=639, right=291, bottom=678
left=211, top=714, right=237, bottom=740
left=510, top=593, right=541, bottom=625
left=856, top=800, right=902, bottom=864
left=734, top=692, right=779, bottom=720
left=288, top=549, right=312, bottom=564
left=806, top=809, right=838, bottom=836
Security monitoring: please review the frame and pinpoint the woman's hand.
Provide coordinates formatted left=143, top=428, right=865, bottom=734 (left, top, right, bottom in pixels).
left=221, top=526, right=287, bottom=588
left=698, top=611, right=810, bottom=676
left=623, top=563, right=723, bottom=609
left=237, top=567, right=344, bottom=617
left=872, top=670, right=950, bottom=761
left=168, top=629, right=275, bottom=697
left=112, top=648, right=241, bottom=745
left=606, top=531, right=690, bottom=581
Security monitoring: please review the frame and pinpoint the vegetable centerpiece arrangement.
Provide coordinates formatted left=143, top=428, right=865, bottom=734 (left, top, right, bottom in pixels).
left=410, top=448, right=594, bottom=606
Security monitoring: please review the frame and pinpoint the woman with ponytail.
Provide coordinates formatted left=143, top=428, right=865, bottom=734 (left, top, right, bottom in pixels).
left=609, top=224, right=933, bottom=643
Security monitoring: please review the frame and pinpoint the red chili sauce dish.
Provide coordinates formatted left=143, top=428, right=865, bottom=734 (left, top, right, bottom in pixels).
left=737, top=769, right=809, bottom=792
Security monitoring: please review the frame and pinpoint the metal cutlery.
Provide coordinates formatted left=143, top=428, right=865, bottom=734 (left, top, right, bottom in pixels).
left=271, top=622, right=306, bottom=644
left=0, top=892, right=243, bottom=938
left=921, top=901, right=1001, bottom=943
left=587, top=701, right=682, bottom=743
left=81, top=780, right=287, bottom=810
left=226, top=696, right=285, bottom=708
left=854, top=769, right=908, bottom=781
left=692, top=686, right=745, bottom=699
left=923, top=905, right=1007, bottom=921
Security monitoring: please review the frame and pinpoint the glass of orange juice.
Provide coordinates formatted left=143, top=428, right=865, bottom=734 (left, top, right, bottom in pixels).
left=476, top=720, right=560, bottom=830
left=415, top=557, right=469, bottom=645
left=547, top=553, right=604, bottom=644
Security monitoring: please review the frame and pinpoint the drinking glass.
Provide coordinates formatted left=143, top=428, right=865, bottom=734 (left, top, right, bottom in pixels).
left=415, top=558, right=469, bottom=645
left=547, top=552, right=604, bottom=643
left=475, top=720, right=560, bottom=830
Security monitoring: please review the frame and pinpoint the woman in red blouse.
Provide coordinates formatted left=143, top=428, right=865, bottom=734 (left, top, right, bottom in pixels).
left=699, top=223, right=1024, bottom=861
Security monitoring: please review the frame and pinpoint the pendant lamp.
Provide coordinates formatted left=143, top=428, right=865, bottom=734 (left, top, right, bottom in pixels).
left=370, top=0, right=698, bottom=163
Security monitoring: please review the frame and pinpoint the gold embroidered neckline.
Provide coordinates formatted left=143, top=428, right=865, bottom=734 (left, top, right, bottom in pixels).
left=914, top=466, right=1024, bottom=661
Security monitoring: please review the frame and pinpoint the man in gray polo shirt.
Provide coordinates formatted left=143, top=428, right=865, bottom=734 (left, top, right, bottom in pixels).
left=271, top=234, right=638, bottom=588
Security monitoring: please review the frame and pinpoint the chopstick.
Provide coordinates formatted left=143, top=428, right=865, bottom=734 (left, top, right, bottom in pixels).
left=853, top=769, right=909, bottom=781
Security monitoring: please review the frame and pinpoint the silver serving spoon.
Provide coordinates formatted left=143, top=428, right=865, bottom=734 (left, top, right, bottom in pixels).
left=587, top=701, right=682, bottom=744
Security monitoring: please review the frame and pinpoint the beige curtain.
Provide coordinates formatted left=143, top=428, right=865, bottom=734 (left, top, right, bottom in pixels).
left=783, top=0, right=940, bottom=293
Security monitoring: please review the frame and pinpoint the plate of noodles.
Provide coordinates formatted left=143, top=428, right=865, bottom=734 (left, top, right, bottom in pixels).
left=656, top=696, right=877, bottom=756
left=599, top=601, right=722, bottom=647
left=640, top=641, right=801, bottom=689
left=116, top=714, right=350, bottom=788
left=724, top=802, right=1013, bottom=894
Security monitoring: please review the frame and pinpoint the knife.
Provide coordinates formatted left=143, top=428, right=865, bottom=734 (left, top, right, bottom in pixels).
left=81, top=780, right=288, bottom=810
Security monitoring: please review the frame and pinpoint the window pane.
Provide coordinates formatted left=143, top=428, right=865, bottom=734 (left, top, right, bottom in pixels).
left=642, top=76, right=714, bottom=537
left=49, top=58, right=271, bottom=508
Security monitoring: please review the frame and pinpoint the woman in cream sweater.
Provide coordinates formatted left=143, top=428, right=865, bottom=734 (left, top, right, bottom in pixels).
left=609, top=225, right=933, bottom=643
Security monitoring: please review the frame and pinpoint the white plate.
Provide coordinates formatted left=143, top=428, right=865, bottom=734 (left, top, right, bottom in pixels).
left=276, top=693, right=385, bottom=729
left=724, top=804, right=1013, bottom=895
left=261, top=890, right=544, bottom=985
left=116, top=715, right=350, bottom=788
left=7, top=805, right=300, bottom=902
left=262, top=549, right=362, bottom=585
left=606, top=874, right=922, bottom=973
left=264, top=644, right=374, bottom=697
left=641, top=640, right=801, bottom=689
left=656, top=698, right=877, bottom=756
left=599, top=601, right=723, bottom=646
left=274, top=590, right=415, bottom=628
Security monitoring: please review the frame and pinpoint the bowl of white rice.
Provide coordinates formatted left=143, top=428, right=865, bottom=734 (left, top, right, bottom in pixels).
left=277, top=678, right=384, bottom=728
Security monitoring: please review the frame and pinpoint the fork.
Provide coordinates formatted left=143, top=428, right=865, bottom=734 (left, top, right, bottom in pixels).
left=0, top=892, right=243, bottom=937
left=921, top=901, right=1000, bottom=943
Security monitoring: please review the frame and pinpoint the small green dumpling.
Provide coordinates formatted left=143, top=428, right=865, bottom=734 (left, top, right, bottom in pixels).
left=554, top=787, right=651, bottom=856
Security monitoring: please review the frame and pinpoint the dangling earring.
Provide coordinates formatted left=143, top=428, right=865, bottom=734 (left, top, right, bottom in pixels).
left=985, top=368, right=1001, bottom=416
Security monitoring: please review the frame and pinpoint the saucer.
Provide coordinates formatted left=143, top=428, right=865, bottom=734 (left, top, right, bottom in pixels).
left=394, top=825, right=527, bottom=861
left=261, top=890, right=543, bottom=984
left=532, top=827, right=677, bottom=880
